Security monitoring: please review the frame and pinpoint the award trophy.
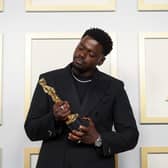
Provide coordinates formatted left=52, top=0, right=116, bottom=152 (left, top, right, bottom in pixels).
left=39, top=78, right=89, bottom=130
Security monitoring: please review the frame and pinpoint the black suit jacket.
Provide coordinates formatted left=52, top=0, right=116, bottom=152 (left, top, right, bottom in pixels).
left=24, top=64, right=139, bottom=168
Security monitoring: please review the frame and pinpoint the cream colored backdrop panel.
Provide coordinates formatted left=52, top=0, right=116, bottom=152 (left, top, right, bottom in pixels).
left=145, top=38, right=168, bottom=117
left=26, top=0, right=115, bottom=11
left=144, top=0, right=168, bottom=3
left=31, top=37, right=75, bottom=93
left=31, top=0, right=111, bottom=5
left=138, top=0, right=168, bottom=10
left=139, top=33, right=168, bottom=123
left=148, top=154, right=168, bottom=168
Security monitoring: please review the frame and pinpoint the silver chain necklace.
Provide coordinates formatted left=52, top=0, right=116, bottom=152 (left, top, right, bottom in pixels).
left=71, top=72, right=92, bottom=83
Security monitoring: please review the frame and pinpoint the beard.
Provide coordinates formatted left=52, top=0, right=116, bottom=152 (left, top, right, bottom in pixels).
left=72, top=57, right=87, bottom=73
left=72, top=61, right=86, bottom=73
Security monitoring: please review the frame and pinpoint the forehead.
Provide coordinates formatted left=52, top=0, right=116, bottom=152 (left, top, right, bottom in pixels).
left=80, top=35, right=103, bottom=52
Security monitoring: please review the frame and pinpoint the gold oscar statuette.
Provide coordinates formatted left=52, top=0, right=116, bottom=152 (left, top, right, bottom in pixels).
left=39, top=78, right=79, bottom=125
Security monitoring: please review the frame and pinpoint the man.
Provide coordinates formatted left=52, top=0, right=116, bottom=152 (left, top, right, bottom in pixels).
left=24, top=28, right=139, bottom=168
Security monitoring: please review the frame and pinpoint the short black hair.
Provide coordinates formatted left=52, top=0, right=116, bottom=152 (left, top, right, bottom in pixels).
left=82, top=28, right=113, bottom=56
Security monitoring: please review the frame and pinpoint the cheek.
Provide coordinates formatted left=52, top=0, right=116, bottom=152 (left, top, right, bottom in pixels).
left=85, top=57, right=94, bottom=64
left=86, top=61, right=98, bottom=68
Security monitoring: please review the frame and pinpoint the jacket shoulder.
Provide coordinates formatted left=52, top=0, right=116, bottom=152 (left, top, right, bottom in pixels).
left=98, top=71, right=124, bottom=88
left=39, top=68, right=66, bottom=81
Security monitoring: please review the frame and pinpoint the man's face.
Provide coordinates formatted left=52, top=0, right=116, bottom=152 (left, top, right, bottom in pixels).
left=72, top=35, right=104, bottom=73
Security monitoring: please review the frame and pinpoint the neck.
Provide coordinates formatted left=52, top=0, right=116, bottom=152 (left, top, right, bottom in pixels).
left=71, top=66, right=95, bottom=78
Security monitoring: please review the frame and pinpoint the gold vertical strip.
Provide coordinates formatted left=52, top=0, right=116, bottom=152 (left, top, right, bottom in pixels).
left=115, top=154, right=118, bottom=168
left=141, top=147, right=148, bottom=168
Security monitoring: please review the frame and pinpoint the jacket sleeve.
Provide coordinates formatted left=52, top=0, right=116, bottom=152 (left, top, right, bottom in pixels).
left=97, top=82, right=139, bottom=157
left=24, top=75, right=65, bottom=141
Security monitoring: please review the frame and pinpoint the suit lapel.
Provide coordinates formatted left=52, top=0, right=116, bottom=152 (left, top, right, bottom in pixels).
left=54, top=65, right=81, bottom=115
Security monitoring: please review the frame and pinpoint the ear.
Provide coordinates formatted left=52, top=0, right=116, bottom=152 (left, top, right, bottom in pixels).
left=97, top=56, right=105, bottom=66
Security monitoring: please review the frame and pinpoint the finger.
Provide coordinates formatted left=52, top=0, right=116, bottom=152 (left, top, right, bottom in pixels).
left=61, top=110, right=71, bottom=117
left=72, top=130, right=84, bottom=137
left=59, top=103, right=70, bottom=112
left=53, top=103, right=64, bottom=112
left=59, top=111, right=71, bottom=120
left=53, top=103, right=59, bottom=111
left=54, top=108, right=70, bottom=118
left=56, top=101, right=64, bottom=107
left=78, top=125, right=89, bottom=133
left=60, top=106, right=65, bottom=111
left=68, top=132, right=81, bottom=141
left=64, top=101, right=70, bottom=108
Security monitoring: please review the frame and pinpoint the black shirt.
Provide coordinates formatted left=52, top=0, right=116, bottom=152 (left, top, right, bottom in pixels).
left=72, top=73, right=93, bottom=104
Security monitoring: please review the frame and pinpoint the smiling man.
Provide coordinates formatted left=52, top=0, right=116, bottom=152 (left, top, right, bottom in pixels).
left=24, top=28, right=139, bottom=168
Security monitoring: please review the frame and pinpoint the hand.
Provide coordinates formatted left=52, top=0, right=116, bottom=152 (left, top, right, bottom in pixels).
left=53, top=101, right=71, bottom=121
left=68, top=117, right=100, bottom=144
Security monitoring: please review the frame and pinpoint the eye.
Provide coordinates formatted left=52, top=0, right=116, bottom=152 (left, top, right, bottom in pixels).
left=89, top=52, right=96, bottom=57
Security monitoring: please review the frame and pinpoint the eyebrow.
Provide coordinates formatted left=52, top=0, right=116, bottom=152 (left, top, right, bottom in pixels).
left=79, top=43, right=97, bottom=55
